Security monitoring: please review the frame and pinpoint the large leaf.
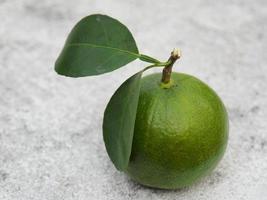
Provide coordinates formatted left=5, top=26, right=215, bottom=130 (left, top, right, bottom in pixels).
left=55, top=14, right=139, bottom=77
left=103, top=71, right=142, bottom=171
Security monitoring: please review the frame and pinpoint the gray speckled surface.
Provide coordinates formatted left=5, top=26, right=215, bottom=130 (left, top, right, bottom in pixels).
left=0, top=0, right=267, bottom=199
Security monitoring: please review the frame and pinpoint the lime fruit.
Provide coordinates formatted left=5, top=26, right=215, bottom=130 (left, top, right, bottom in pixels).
left=126, top=72, right=228, bottom=189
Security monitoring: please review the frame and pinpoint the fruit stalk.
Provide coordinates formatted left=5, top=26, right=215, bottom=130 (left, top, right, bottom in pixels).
left=161, top=48, right=181, bottom=84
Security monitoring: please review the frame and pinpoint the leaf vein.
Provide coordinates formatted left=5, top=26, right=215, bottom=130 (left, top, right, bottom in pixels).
left=67, top=43, right=140, bottom=57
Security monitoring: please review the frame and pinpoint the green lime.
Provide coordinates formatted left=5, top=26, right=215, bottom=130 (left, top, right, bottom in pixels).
left=126, top=72, right=228, bottom=189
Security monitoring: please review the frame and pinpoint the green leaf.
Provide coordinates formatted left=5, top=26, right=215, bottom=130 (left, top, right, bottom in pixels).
left=103, top=71, right=142, bottom=171
left=55, top=14, right=139, bottom=77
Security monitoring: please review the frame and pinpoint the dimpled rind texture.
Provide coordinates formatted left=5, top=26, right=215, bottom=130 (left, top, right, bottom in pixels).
left=126, top=73, right=229, bottom=189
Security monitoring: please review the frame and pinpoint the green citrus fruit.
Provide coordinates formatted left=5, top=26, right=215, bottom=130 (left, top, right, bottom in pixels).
left=126, top=72, right=228, bottom=189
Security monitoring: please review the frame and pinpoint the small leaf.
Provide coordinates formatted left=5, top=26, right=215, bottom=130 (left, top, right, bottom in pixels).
left=103, top=71, right=142, bottom=171
left=55, top=14, right=139, bottom=77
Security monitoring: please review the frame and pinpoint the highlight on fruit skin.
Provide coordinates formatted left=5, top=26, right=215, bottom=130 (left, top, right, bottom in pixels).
left=126, top=73, right=229, bottom=189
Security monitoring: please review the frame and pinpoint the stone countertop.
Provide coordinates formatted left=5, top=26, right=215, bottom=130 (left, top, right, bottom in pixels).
left=0, top=0, right=267, bottom=199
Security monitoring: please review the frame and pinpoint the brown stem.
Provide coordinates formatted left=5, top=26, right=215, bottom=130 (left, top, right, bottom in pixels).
left=161, top=49, right=181, bottom=84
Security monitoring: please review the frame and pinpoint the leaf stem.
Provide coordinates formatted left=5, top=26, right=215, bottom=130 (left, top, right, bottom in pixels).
left=161, top=48, right=181, bottom=84
left=139, top=54, right=161, bottom=64
left=142, top=61, right=171, bottom=72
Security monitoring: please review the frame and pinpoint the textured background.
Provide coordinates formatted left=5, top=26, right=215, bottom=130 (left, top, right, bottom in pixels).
left=0, top=0, right=267, bottom=199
